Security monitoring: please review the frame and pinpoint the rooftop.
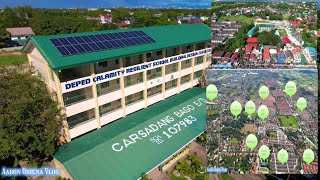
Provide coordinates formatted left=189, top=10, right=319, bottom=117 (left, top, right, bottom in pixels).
left=247, top=37, right=258, bottom=43
left=53, top=88, right=206, bottom=180
left=22, top=24, right=210, bottom=71
left=6, top=27, right=35, bottom=36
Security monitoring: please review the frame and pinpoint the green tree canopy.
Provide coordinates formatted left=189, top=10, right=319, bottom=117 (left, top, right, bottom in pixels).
left=0, top=67, right=64, bottom=167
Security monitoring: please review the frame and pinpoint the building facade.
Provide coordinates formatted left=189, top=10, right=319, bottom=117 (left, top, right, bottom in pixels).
left=22, top=24, right=211, bottom=141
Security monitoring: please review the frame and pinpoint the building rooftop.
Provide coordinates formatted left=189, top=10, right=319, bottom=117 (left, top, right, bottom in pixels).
left=53, top=88, right=206, bottom=180
left=263, top=47, right=270, bottom=60
left=6, top=27, right=35, bottom=36
left=212, top=51, right=225, bottom=57
left=247, top=37, right=258, bottom=43
left=22, top=24, right=211, bottom=71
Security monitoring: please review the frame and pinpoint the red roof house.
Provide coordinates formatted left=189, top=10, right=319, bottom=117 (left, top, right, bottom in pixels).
left=263, top=48, right=270, bottom=62
left=247, top=37, right=259, bottom=44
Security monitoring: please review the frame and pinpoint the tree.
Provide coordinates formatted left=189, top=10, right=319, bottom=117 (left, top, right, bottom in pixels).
left=0, top=24, right=9, bottom=48
left=0, top=67, right=64, bottom=167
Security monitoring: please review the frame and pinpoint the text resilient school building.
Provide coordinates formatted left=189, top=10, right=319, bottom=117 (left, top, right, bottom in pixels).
left=22, top=24, right=211, bottom=179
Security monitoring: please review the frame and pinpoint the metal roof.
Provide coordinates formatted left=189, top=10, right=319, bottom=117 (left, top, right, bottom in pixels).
left=6, top=27, right=35, bottom=36
left=22, top=24, right=211, bottom=71
left=53, top=88, right=206, bottom=180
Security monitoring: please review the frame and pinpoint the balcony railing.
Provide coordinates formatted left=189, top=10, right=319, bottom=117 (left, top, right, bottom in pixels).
left=100, top=103, right=122, bottom=117
left=147, top=72, right=162, bottom=80
left=181, top=62, right=191, bottom=70
left=125, top=77, right=143, bottom=87
left=67, top=110, right=95, bottom=129
left=181, top=76, right=191, bottom=84
left=126, top=96, right=144, bottom=106
left=63, top=91, right=93, bottom=106
left=165, top=66, right=178, bottom=75
left=97, top=84, right=120, bottom=96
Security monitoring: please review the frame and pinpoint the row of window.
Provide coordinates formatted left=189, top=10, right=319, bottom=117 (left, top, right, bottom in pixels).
left=58, top=43, right=207, bottom=82
left=63, top=67, right=203, bottom=106
left=66, top=71, right=203, bottom=129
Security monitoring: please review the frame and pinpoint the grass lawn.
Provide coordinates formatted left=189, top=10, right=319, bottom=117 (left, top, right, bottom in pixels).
left=278, top=115, right=299, bottom=128
left=218, top=15, right=254, bottom=24
left=278, top=29, right=287, bottom=37
left=0, top=52, right=28, bottom=66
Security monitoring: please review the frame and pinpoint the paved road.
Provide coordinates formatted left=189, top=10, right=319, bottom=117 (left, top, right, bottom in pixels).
left=0, top=46, right=23, bottom=51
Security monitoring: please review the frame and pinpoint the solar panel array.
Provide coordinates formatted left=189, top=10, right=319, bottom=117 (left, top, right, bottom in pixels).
left=50, top=31, right=156, bottom=56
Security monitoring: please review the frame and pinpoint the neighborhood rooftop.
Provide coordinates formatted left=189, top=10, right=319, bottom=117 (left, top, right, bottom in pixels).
left=22, top=23, right=211, bottom=71
left=6, top=27, right=35, bottom=36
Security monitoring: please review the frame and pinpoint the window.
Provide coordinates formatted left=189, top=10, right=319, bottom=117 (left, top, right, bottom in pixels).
left=102, top=102, right=111, bottom=109
left=101, top=81, right=109, bottom=88
left=156, top=50, right=162, bottom=56
left=173, top=63, right=177, bottom=71
left=115, top=59, right=119, bottom=65
left=67, top=109, right=95, bottom=129
left=147, top=70, right=151, bottom=75
left=165, top=79, right=177, bottom=90
left=63, top=87, right=93, bottom=106
left=98, top=61, right=108, bottom=67
left=156, top=67, right=161, bottom=73
left=139, top=55, right=143, bottom=64
left=125, top=57, right=131, bottom=67
left=99, top=99, right=122, bottom=117
left=125, top=76, right=131, bottom=86
left=146, top=53, right=152, bottom=58
left=147, top=84, right=162, bottom=97
left=196, top=56, right=203, bottom=65
left=181, top=74, right=191, bottom=84
left=185, top=59, right=190, bottom=64
left=195, top=71, right=203, bottom=78
left=126, top=91, right=143, bottom=105
left=173, top=48, right=177, bottom=55
left=186, top=45, right=191, bottom=50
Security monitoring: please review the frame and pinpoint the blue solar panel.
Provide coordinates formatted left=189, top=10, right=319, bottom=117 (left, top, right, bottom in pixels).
left=74, top=44, right=86, bottom=53
left=58, top=38, right=71, bottom=45
left=88, top=35, right=99, bottom=42
left=50, top=30, right=155, bottom=56
left=74, top=36, right=85, bottom=43
left=66, top=37, right=78, bottom=44
left=57, top=46, right=70, bottom=56
left=103, top=41, right=114, bottom=49
left=50, top=39, right=62, bottom=46
left=88, top=43, right=100, bottom=51
left=81, top=36, right=92, bottom=43
left=65, top=45, right=78, bottom=54
left=82, top=44, right=94, bottom=52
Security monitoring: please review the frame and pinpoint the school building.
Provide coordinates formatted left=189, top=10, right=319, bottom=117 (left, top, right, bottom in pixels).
left=22, top=23, right=211, bottom=179
left=22, top=23, right=211, bottom=141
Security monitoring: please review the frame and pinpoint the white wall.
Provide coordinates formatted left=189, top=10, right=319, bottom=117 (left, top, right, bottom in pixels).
left=126, top=100, right=145, bottom=115
left=165, top=87, right=178, bottom=98
left=65, top=99, right=95, bottom=117
left=147, top=93, right=163, bottom=106
left=69, top=119, right=97, bottom=138
left=100, top=109, right=123, bottom=126
left=124, top=82, right=145, bottom=96
left=98, top=90, right=122, bottom=106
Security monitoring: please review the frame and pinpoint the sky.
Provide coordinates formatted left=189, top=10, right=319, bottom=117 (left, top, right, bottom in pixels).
left=0, top=0, right=212, bottom=8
